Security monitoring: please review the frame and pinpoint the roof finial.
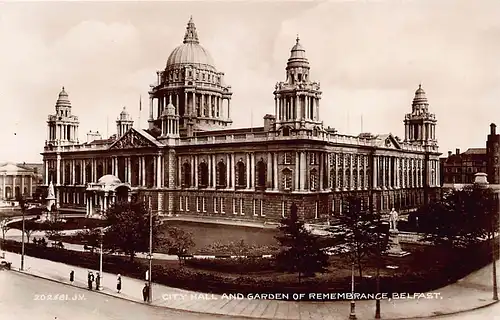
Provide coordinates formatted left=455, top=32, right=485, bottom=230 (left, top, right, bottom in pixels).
left=296, top=34, right=300, bottom=43
left=62, top=86, right=65, bottom=91
left=419, top=82, right=422, bottom=89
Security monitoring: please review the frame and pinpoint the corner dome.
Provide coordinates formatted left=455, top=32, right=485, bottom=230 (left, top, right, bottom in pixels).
left=413, top=84, right=428, bottom=104
left=97, top=174, right=121, bottom=186
left=165, top=17, right=216, bottom=72
left=56, top=86, right=71, bottom=107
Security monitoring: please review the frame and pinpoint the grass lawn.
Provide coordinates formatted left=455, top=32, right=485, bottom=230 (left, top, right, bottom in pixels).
left=160, top=220, right=279, bottom=252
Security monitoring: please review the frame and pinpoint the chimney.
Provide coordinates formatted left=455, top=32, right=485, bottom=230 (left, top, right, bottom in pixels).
left=491, top=123, right=497, bottom=135
left=448, top=151, right=452, bottom=157
left=456, top=148, right=460, bottom=155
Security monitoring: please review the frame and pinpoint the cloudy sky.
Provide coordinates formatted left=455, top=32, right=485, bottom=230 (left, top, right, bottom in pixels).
left=0, top=0, right=499, bottom=163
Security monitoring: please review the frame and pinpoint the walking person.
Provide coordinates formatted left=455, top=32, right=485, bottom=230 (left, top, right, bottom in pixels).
left=87, top=271, right=93, bottom=290
left=142, top=283, right=149, bottom=303
left=116, top=274, right=121, bottom=293
left=95, top=272, right=100, bottom=291
left=69, top=270, right=74, bottom=285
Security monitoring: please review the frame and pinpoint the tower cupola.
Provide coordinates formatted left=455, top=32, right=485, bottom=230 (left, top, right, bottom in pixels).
left=160, top=97, right=179, bottom=138
left=116, top=107, right=134, bottom=138
left=45, top=86, right=80, bottom=147
left=404, top=84, right=437, bottom=148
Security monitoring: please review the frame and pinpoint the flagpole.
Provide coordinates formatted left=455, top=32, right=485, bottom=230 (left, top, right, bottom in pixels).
left=138, top=95, right=142, bottom=130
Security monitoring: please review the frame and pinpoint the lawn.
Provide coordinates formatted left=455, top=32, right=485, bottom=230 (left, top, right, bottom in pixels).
left=160, top=220, right=279, bottom=252
left=7, top=217, right=109, bottom=231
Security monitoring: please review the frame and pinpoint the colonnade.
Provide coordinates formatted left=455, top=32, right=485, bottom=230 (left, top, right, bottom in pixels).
left=47, top=123, right=78, bottom=142
left=0, top=173, right=32, bottom=200
left=275, top=94, right=320, bottom=122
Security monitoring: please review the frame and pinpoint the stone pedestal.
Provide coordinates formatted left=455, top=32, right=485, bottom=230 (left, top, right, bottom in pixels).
left=386, top=229, right=410, bottom=257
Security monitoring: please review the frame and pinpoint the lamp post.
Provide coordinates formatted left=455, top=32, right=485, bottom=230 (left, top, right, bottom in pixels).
left=148, top=195, right=153, bottom=303
left=349, top=261, right=356, bottom=320
left=99, top=229, right=103, bottom=290
left=20, top=197, right=25, bottom=271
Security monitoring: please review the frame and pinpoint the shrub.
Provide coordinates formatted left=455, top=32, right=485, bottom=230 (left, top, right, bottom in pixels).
left=184, top=257, right=275, bottom=273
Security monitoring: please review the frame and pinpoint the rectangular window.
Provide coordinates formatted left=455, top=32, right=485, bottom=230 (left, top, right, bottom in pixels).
left=284, top=152, right=292, bottom=165
left=260, top=200, right=264, bottom=216
left=202, top=197, right=207, bottom=212
left=253, top=199, right=257, bottom=216
left=185, top=196, right=189, bottom=211
left=179, top=196, right=183, bottom=211
left=233, top=198, right=237, bottom=215
left=240, top=199, right=244, bottom=215
left=220, top=198, right=225, bottom=213
left=214, top=198, right=218, bottom=213
left=196, top=197, right=200, bottom=213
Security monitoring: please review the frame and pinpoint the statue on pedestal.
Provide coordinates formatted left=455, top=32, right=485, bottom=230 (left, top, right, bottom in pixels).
left=389, top=208, right=398, bottom=231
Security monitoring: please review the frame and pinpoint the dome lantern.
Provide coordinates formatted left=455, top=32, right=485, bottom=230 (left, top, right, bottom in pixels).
left=183, top=16, right=199, bottom=44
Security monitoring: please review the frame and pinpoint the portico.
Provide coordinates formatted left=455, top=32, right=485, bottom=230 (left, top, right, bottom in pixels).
left=85, top=175, right=131, bottom=219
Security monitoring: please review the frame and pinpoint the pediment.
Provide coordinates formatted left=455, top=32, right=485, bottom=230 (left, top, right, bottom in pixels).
left=108, top=129, right=157, bottom=150
left=378, top=134, right=402, bottom=150
left=0, top=163, right=32, bottom=173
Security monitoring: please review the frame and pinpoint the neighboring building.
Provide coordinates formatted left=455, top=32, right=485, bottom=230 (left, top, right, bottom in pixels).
left=41, top=18, right=441, bottom=221
left=0, top=162, right=42, bottom=200
left=440, top=148, right=487, bottom=185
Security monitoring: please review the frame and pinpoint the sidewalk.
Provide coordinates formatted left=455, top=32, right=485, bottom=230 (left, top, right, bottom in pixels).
left=3, top=250, right=498, bottom=319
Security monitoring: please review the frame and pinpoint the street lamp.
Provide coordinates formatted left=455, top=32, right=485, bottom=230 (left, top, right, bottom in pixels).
left=349, top=262, right=356, bottom=320
left=148, top=195, right=153, bottom=303
left=20, top=197, right=26, bottom=271
left=99, top=229, right=103, bottom=290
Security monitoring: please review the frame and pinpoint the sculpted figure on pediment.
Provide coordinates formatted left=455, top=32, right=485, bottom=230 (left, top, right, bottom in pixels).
left=112, top=131, right=152, bottom=149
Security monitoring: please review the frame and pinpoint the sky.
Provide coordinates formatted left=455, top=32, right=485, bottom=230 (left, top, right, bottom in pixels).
left=0, top=0, right=499, bottom=163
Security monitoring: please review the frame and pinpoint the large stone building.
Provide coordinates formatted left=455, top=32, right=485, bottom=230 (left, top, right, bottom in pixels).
left=41, top=18, right=441, bottom=221
left=0, top=162, right=43, bottom=200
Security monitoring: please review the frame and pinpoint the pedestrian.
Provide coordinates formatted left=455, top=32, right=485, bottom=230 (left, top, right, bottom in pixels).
left=95, top=272, right=100, bottom=290
left=87, top=271, right=92, bottom=290
left=116, top=274, right=121, bottom=293
left=142, top=283, right=149, bottom=302
left=69, top=270, right=74, bottom=285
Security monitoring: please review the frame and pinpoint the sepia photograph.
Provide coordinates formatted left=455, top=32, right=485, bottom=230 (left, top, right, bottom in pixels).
left=0, top=0, right=499, bottom=319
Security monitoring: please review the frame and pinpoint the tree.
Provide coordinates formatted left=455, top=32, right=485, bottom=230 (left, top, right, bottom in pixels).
left=421, top=185, right=498, bottom=249
left=104, top=200, right=162, bottom=262
left=330, top=195, right=387, bottom=279
left=275, top=203, right=329, bottom=282
left=23, top=219, right=39, bottom=243
left=164, top=226, right=195, bottom=266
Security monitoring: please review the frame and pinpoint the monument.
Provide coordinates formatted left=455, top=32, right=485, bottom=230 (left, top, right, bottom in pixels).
left=386, top=208, right=410, bottom=257
left=41, top=181, right=56, bottom=222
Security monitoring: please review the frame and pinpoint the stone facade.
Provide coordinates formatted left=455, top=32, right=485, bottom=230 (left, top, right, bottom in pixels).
left=0, top=163, right=41, bottom=200
left=41, top=18, right=441, bottom=221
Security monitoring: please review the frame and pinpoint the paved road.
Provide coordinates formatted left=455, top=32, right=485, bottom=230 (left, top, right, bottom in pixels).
left=438, top=302, right=500, bottom=319
left=0, top=270, right=244, bottom=320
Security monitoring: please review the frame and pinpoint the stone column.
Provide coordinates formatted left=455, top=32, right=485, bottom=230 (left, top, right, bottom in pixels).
left=300, top=152, right=306, bottom=191
left=103, top=192, right=108, bottom=212
left=71, top=160, right=75, bottom=185
left=319, top=152, right=324, bottom=191
left=246, top=153, right=250, bottom=189
left=225, top=154, right=230, bottom=188
left=56, top=154, right=61, bottom=185
left=231, top=153, right=236, bottom=188
left=194, top=156, right=198, bottom=188
left=44, top=160, right=49, bottom=184
left=2, top=174, right=5, bottom=199
left=128, top=158, right=132, bottom=184
left=251, top=153, right=255, bottom=189
left=156, top=154, right=162, bottom=188
left=349, top=154, right=354, bottom=190
left=363, top=156, right=368, bottom=190
left=373, top=156, right=378, bottom=189
left=212, top=155, right=217, bottom=188
left=177, top=157, right=182, bottom=187
left=273, top=152, right=278, bottom=190
left=267, top=152, right=272, bottom=188
left=295, top=152, right=300, bottom=191
left=141, top=157, right=146, bottom=186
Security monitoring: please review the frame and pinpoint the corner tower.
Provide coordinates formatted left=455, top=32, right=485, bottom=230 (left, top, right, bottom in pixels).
left=404, top=84, right=438, bottom=149
left=273, top=36, right=322, bottom=136
left=46, top=87, right=80, bottom=147
left=148, top=17, right=233, bottom=137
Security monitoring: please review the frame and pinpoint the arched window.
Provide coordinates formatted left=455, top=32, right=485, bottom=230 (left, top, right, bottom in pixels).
left=282, top=168, right=292, bottom=190
left=85, top=163, right=92, bottom=183
left=236, top=160, right=246, bottom=188
left=256, top=159, right=266, bottom=188
left=23, top=187, right=28, bottom=196
left=330, top=169, right=336, bottom=189
left=338, top=169, right=343, bottom=190
left=199, top=162, right=209, bottom=187
left=217, top=161, right=227, bottom=188
left=75, top=164, right=81, bottom=185
left=310, top=169, right=318, bottom=191
left=353, top=169, right=358, bottom=189
left=345, top=169, right=350, bottom=190
left=360, top=169, right=364, bottom=189
left=64, top=164, right=70, bottom=185
left=182, top=162, right=191, bottom=187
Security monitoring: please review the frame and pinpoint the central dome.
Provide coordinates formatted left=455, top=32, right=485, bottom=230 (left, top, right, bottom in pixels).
left=166, top=17, right=216, bottom=72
